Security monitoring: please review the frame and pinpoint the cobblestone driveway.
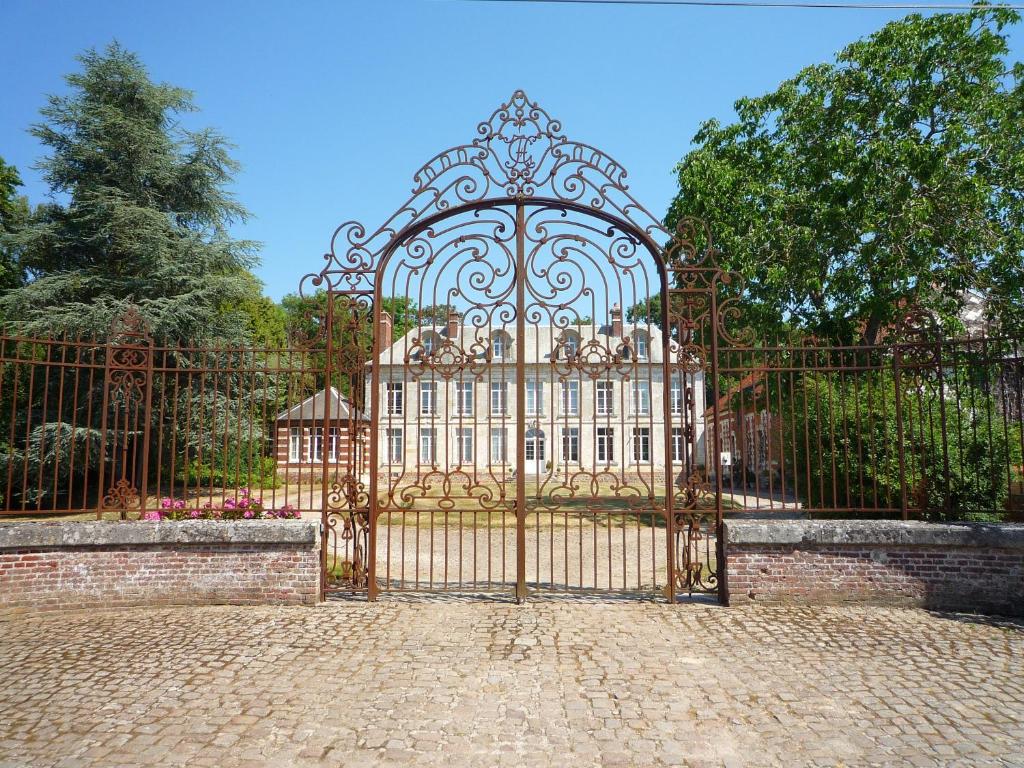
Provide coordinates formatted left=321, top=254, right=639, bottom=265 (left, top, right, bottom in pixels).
left=1, top=599, right=1021, bottom=768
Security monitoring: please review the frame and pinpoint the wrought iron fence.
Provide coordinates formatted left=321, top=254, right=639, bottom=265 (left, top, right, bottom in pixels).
left=3, top=312, right=1020, bottom=526
left=711, top=329, right=1024, bottom=521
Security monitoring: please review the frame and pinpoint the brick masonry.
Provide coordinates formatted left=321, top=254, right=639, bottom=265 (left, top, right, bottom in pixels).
left=0, top=520, right=320, bottom=614
left=725, top=520, right=1024, bottom=616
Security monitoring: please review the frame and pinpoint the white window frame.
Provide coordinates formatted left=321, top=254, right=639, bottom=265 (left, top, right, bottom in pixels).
left=525, top=379, right=543, bottom=416
left=455, top=382, right=474, bottom=416
left=490, top=382, right=507, bottom=415
left=328, top=427, right=339, bottom=462
left=386, top=382, right=404, bottom=415
left=311, top=427, right=324, bottom=462
left=492, top=333, right=506, bottom=359
left=670, top=372, right=682, bottom=416
left=632, top=380, right=651, bottom=416
left=635, top=332, right=649, bottom=359
left=490, top=428, right=508, bottom=463
left=419, top=427, right=436, bottom=464
left=525, top=430, right=545, bottom=461
left=596, top=427, right=614, bottom=463
left=632, top=427, right=651, bottom=463
left=386, top=428, right=403, bottom=464
left=563, top=333, right=579, bottom=357
left=595, top=380, right=614, bottom=416
left=671, top=427, right=683, bottom=463
left=560, top=380, right=579, bottom=416
left=561, top=427, right=579, bottom=463
left=456, top=427, right=474, bottom=464
left=420, top=381, right=437, bottom=416
left=288, top=427, right=301, bottom=462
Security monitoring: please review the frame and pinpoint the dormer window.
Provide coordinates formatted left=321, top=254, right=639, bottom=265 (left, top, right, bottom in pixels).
left=634, top=331, right=649, bottom=360
left=562, top=331, right=580, bottom=358
left=491, top=331, right=511, bottom=360
left=422, top=332, right=439, bottom=356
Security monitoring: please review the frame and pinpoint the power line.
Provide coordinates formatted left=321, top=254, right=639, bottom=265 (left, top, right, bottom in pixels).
left=453, top=0, right=1024, bottom=10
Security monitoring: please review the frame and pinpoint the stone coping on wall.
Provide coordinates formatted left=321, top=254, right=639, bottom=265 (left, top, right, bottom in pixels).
left=0, top=519, right=319, bottom=550
left=725, top=519, right=1024, bottom=550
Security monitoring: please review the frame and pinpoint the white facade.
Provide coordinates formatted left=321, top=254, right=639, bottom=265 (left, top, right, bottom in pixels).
left=370, top=318, right=706, bottom=478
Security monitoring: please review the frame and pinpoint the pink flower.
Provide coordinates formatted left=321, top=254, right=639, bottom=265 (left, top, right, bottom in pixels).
left=189, top=509, right=201, bottom=519
left=143, top=510, right=162, bottom=521
left=243, top=509, right=254, bottom=519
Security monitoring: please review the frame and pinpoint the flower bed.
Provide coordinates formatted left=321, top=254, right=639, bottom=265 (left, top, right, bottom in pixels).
left=143, top=488, right=299, bottom=521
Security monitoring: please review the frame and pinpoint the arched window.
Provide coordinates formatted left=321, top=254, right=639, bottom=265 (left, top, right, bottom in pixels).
left=491, top=331, right=511, bottom=359
left=633, top=331, right=649, bottom=359
left=421, top=331, right=441, bottom=356
left=561, top=331, right=580, bottom=358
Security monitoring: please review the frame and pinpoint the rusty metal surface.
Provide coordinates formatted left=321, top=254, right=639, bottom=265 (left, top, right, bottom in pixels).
left=301, top=91, right=731, bottom=602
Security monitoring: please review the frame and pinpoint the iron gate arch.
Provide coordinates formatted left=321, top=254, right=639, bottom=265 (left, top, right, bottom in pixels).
left=300, top=91, right=744, bottom=603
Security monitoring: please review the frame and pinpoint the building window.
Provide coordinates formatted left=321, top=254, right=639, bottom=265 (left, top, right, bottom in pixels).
left=328, top=427, right=339, bottom=461
left=634, top=332, right=649, bottom=359
left=288, top=427, right=301, bottom=462
left=311, top=428, right=324, bottom=462
left=562, top=332, right=580, bottom=358
left=456, top=428, right=473, bottom=464
left=492, top=333, right=507, bottom=359
left=671, top=427, right=683, bottom=463
left=596, top=427, right=614, bottom=463
left=419, top=428, right=436, bottom=464
left=456, top=382, right=474, bottom=416
left=420, top=381, right=437, bottom=415
left=490, top=382, right=507, bottom=415
left=386, top=382, right=404, bottom=415
left=596, top=380, right=614, bottom=416
left=561, top=427, right=579, bottom=463
left=387, top=428, right=403, bottom=464
left=525, top=429, right=546, bottom=461
left=632, top=427, right=651, bottom=463
left=526, top=379, right=543, bottom=416
left=422, top=332, right=436, bottom=355
left=560, top=380, right=579, bottom=416
left=632, top=380, right=650, bottom=416
left=490, top=428, right=507, bottom=463
left=670, top=372, right=682, bottom=415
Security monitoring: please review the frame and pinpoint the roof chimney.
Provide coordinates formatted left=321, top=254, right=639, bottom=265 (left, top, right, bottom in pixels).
left=378, top=311, right=393, bottom=346
left=447, top=308, right=460, bottom=339
left=610, top=303, right=623, bottom=338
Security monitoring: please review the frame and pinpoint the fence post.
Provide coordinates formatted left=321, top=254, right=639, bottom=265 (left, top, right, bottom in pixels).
left=892, top=345, right=909, bottom=521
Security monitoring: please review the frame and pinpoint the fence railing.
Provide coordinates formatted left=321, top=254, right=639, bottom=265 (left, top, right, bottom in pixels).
left=711, top=333, right=1024, bottom=521
left=2, top=318, right=1021, bottom=523
left=0, top=314, right=364, bottom=520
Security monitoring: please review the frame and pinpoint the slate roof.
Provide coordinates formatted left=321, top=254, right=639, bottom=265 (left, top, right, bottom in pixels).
left=375, top=323, right=678, bottom=366
left=275, top=387, right=365, bottom=422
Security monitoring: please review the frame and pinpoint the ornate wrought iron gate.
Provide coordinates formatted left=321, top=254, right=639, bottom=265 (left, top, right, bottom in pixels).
left=303, top=92, right=740, bottom=603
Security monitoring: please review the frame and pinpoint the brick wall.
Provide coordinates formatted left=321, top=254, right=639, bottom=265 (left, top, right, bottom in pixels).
left=0, top=520, right=320, bottom=614
left=725, top=521, right=1024, bottom=616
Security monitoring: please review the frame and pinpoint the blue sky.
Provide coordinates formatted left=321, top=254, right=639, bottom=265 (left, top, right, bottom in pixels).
left=3, top=0, right=1021, bottom=301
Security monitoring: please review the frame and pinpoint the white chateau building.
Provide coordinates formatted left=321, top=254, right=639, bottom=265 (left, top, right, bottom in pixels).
left=369, top=305, right=706, bottom=482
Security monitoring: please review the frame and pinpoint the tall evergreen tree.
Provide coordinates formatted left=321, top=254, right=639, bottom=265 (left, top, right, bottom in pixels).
left=1, top=42, right=258, bottom=341
left=0, top=157, right=28, bottom=293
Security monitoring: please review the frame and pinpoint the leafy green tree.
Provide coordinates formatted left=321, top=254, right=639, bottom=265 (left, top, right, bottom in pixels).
left=0, top=43, right=259, bottom=342
left=668, top=8, right=1024, bottom=344
left=0, top=157, right=28, bottom=293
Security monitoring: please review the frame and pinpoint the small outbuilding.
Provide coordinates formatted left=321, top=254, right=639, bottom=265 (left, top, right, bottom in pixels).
left=274, top=387, right=368, bottom=476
